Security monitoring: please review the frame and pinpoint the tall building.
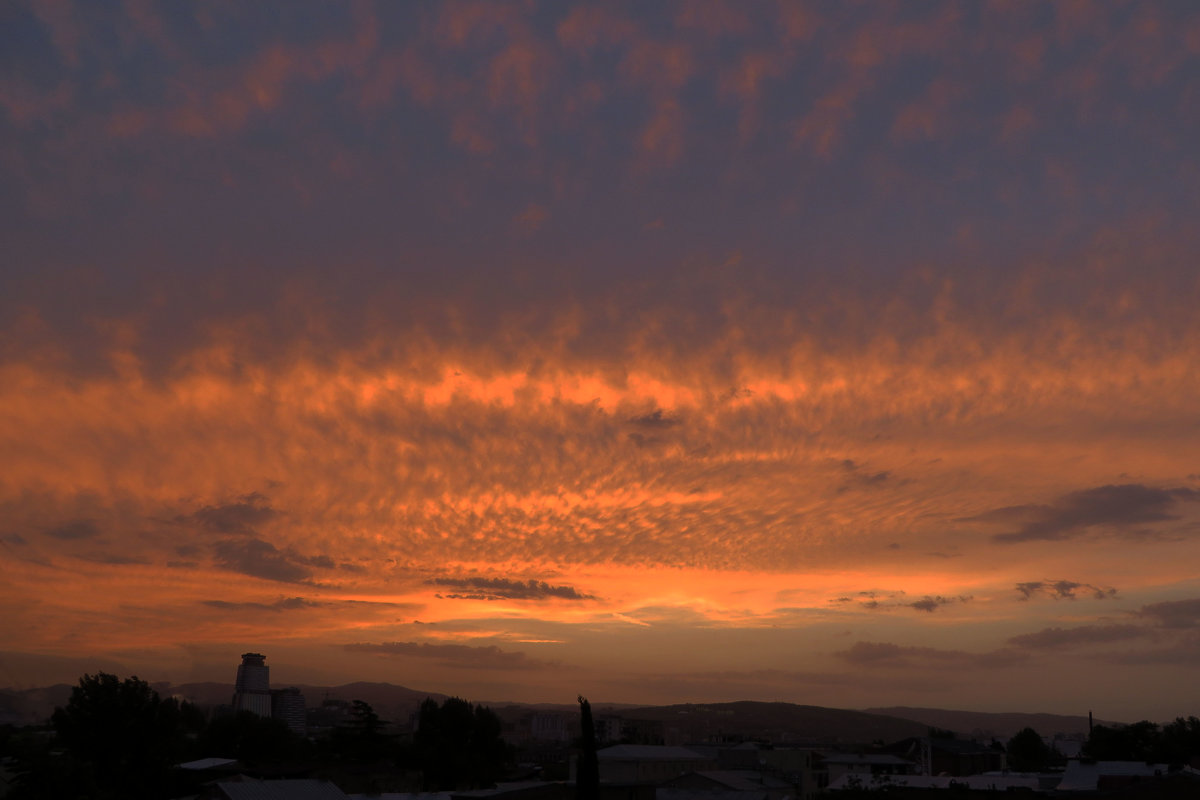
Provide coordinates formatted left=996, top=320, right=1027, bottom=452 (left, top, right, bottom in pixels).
left=271, top=687, right=307, bottom=736
left=232, top=652, right=272, bottom=717
left=235, top=652, right=270, bottom=692
left=230, top=652, right=307, bottom=735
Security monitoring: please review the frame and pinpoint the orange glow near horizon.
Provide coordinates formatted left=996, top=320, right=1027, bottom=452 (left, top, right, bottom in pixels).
left=4, top=0, right=1200, bottom=720
left=6, top=297, right=1200, bottom=698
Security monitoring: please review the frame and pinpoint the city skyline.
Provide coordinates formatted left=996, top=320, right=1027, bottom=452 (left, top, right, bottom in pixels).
left=3, top=2, right=1200, bottom=721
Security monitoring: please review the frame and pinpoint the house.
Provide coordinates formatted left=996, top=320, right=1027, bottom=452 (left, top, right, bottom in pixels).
left=825, top=773, right=1043, bottom=792
left=450, top=780, right=571, bottom=800
left=202, top=776, right=351, bottom=799
left=662, top=768, right=802, bottom=800
left=1057, top=758, right=1200, bottom=792
left=881, top=736, right=1006, bottom=776
left=820, top=753, right=915, bottom=783
left=596, top=745, right=717, bottom=784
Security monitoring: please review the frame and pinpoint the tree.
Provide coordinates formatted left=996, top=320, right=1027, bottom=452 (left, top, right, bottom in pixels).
left=1157, top=716, right=1200, bottom=766
left=409, top=696, right=510, bottom=789
left=1085, top=720, right=1161, bottom=761
left=47, top=672, right=194, bottom=800
left=577, top=696, right=599, bottom=800
left=200, top=710, right=300, bottom=765
left=349, top=700, right=383, bottom=737
left=1006, top=727, right=1055, bottom=772
left=328, top=699, right=390, bottom=762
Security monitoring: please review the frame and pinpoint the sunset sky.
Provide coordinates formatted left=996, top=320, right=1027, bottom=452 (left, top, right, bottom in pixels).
left=3, top=1, right=1200, bottom=722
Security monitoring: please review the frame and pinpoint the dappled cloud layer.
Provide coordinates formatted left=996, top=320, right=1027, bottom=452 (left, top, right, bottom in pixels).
left=6, top=275, right=1200, bottom=714
left=3, top=1, right=1200, bottom=717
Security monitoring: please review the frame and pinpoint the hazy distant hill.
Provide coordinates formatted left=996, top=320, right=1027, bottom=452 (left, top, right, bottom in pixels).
left=865, top=706, right=1119, bottom=739
left=615, top=701, right=932, bottom=745
left=0, top=684, right=72, bottom=725
left=294, top=681, right=448, bottom=721
left=0, top=680, right=449, bottom=726
left=169, top=680, right=448, bottom=722
left=161, top=681, right=232, bottom=706
left=0, top=679, right=1121, bottom=745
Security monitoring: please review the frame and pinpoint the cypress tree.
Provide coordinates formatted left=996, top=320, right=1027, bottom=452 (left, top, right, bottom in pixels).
left=577, top=695, right=599, bottom=800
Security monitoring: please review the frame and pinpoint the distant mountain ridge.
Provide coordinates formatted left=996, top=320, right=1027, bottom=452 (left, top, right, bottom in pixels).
left=612, top=701, right=931, bottom=745
left=864, top=706, right=1121, bottom=739
left=0, top=684, right=73, bottom=726
left=0, top=680, right=448, bottom=726
left=166, top=680, right=448, bottom=723
left=0, top=679, right=1124, bottom=743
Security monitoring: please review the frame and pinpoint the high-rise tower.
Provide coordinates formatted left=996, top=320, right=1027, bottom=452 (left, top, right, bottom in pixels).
left=232, top=652, right=272, bottom=717
left=271, top=686, right=307, bottom=735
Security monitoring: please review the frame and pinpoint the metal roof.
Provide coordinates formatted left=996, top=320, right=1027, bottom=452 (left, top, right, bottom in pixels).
left=657, top=789, right=765, bottom=800
left=216, top=778, right=351, bottom=800
left=827, top=774, right=1042, bottom=792
left=822, top=753, right=913, bottom=766
left=690, top=771, right=770, bottom=791
left=178, top=757, right=238, bottom=770
left=450, top=781, right=561, bottom=798
left=598, top=745, right=707, bottom=760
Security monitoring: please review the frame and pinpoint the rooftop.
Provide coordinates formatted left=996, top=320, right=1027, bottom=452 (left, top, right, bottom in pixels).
left=599, top=745, right=708, bottom=761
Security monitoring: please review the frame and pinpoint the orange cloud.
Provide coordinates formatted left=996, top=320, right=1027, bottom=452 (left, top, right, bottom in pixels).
left=5, top=2, right=1200, bottom=713
left=557, top=6, right=638, bottom=53
left=890, top=78, right=963, bottom=141
left=638, top=98, right=686, bottom=165
left=513, top=203, right=549, bottom=234
left=674, top=1, right=752, bottom=38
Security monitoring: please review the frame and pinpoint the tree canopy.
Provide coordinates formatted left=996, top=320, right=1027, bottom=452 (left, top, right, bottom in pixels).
left=1085, top=717, right=1200, bottom=765
left=1006, top=727, right=1058, bottom=772
left=408, top=696, right=510, bottom=790
left=577, top=696, right=599, bottom=800
left=37, top=672, right=201, bottom=799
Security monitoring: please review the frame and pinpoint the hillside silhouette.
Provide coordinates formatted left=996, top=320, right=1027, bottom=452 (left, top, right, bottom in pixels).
left=865, top=706, right=1120, bottom=739
left=2, top=680, right=1125, bottom=743
left=614, top=701, right=932, bottom=744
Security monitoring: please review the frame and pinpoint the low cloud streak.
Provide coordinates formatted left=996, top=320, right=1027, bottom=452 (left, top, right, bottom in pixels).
left=343, top=641, right=551, bottom=670
left=428, top=577, right=595, bottom=601
left=969, top=485, right=1200, bottom=543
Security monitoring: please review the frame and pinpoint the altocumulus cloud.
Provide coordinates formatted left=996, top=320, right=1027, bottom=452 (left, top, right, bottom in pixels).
left=203, top=597, right=323, bottom=612
left=1137, top=597, right=1200, bottom=629
left=203, top=597, right=421, bottom=613
left=45, top=520, right=101, bottom=540
left=626, top=409, right=681, bottom=429
left=212, top=538, right=312, bottom=583
left=1006, top=624, right=1149, bottom=650
left=74, top=552, right=151, bottom=565
left=835, top=641, right=1023, bottom=669
left=179, top=493, right=280, bottom=534
left=343, top=641, right=553, bottom=670
left=848, top=591, right=969, bottom=612
left=965, top=484, right=1200, bottom=543
left=908, top=595, right=970, bottom=613
left=1105, top=634, right=1200, bottom=666
left=1015, top=580, right=1118, bottom=601
left=427, top=577, right=595, bottom=601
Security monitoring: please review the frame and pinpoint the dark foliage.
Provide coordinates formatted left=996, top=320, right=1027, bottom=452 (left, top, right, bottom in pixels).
left=326, top=699, right=392, bottom=762
left=199, top=710, right=304, bottom=765
left=1085, top=720, right=1163, bottom=762
left=577, top=695, right=599, bottom=800
left=1158, top=716, right=1200, bottom=766
left=407, top=696, right=510, bottom=789
left=1005, top=727, right=1059, bottom=771
left=9, top=672, right=201, bottom=800
left=1085, top=716, right=1200, bottom=766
